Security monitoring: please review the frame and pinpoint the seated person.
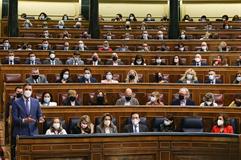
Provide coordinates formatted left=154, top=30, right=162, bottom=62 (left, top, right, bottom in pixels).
left=116, top=88, right=139, bottom=105
left=146, top=91, right=164, bottom=106
left=72, top=115, right=94, bottom=134
left=42, top=51, right=63, bottom=65
left=79, top=67, right=97, bottom=83
left=105, top=52, right=124, bottom=65
left=112, top=13, right=123, bottom=21
left=45, top=117, right=67, bottom=135
left=125, top=21, right=132, bottom=30
left=155, top=72, right=168, bottom=83
left=104, top=31, right=113, bottom=40
left=62, top=89, right=81, bottom=106
left=101, top=71, right=119, bottom=83
left=66, top=51, right=84, bottom=65
left=179, top=30, right=187, bottom=40
left=232, top=15, right=240, bottom=21
left=171, top=87, right=195, bottom=106
left=80, top=31, right=91, bottom=39
left=42, top=21, right=48, bottom=29
left=125, top=69, right=139, bottom=83
left=233, top=72, right=241, bottom=84
left=62, top=14, right=69, bottom=21
left=57, top=20, right=65, bottom=29
left=151, top=56, right=166, bottom=65
left=39, top=92, right=57, bottom=107
left=198, top=42, right=208, bottom=52
left=74, top=21, right=82, bottom=28
left=126, top=13, right=137, bottom=21
left=211, top=114, right=233, bottom=134
left=2, top=39, right=11, bottom=50
left=155, top=31, right=164, bottom=40
left=123, top=32, right=133, bottom=39
left=200, top=92, right=218, bottom=107
left=115, top=43, right=130, bottom=52
left=140, top=30, right=151, bottom=40
left=236, top=54, right=241, bottom=66
left=56, top=69, right=73, bottom=83
left=75, top=40, right=88, bottom=51
left=200, top=31, right=211, bottom=40
left=175, top=42, right=187, bottom=52
left=212, top=55, right=223, bottom=66
left=3, top=51, right=20, bottom=65
left=23, top=19, right=33, bottom=28
left=131, top=55, right=146, bottom=65
left=156, top=43, right=170, bottom=51
left=90, top=52, right=103, bottom=65
left=160, top=115, right=176, bottom=132
left=98, top=41, right=113, bottom=52
left=199, top=15, right=208, bottom=22
left=182, top=14, right=192, bottom=22
left=39, top=40, right=52, bottom=50
left=124, top=112, right=148, bottom=133
left=172, top=55, right=184, bottom=66
left=42, top=30, right=51, bottom=39
left=25, top=52, right=41, bottom=65
left=138, top=43, right=150, bottom=52
left=25, top=68, right=48, bottom=83
left=38, top=12, right=49, bottom=20
left=228, top=94, right=241, bottom=107
left=89, top=90, right=108, bottom=105
left=204, top=70, right=222, bottom=84
left=96, top=113, right=118, bottom=133
left=192, top=54, right=207, bottom=66
left=177, top=68, right=199, bottom=84
left=218, top=41, right=230, bottom=52
left=140, top=21, right=146, bottom=31
left=61, top=31, right=71, bottom=39
left=143, top=13, right=155, bottom=21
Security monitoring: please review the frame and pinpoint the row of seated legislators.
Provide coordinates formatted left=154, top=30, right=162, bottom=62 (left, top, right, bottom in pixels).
left=1, top=39, right=240, bottom=52
left=2, top=50, right=241, bottom=66
left=44, top=113, right=235, bottom=135
left=9, top=86, right=241, bottom=107
left=7, top=67, right=241, bottom=84
left=20, top=12, right=241, bottom=22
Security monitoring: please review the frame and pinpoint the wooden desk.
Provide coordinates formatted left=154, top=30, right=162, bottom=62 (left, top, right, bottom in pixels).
left=16, top=133, right=240, bottom=160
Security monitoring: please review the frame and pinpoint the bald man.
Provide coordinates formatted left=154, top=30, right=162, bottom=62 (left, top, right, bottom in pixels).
left=115, top=88, right=139, bottom=106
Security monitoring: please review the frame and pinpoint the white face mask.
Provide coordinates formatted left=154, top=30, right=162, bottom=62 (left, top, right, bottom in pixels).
left=44, top=97, right=50, bottom=103
left=174, top=58, right=179, bottom=63
left=30, top=56, right=36, bottom=61
left=150, top=96, right=156, bottom=102
left=130, top=16, right=134, bottom=20
left=64, top=47, right=69, bottom=51
left=181, top=35, right=185, bottom=39
left=136, top=60, right=142, bottom=65
left=84, top=73, right=91, bottom=79
left=9, top=56, right=14, bottom=61
left=225, top=25, right=229, bottom=29
left=195, top=58, right=201, bottom=63
left=24, top=90, right=32, bottom=98
left=217, top=120, right=224, bottom=126
left=201, top=46, right=207, bottom=51
left=132, top=119, right=139, bottom=125
left=104, top=120, right=111, bottom=126
left=63, top=74, right=69, bottom=80
left=206, top=101, right=213, bottom=106
left=106, top=74, right=113, bottom=80
left=156, top=59, right=162, bottom=64
left=164, top=120, right=172, bottom=126
left=209, top=75, right=215, bottom=80
left=106, top=36, right=112, bottom=40
left=236, top=76, right=241, bottom=82
left=53, top=123, right=60, bottom=129
left=179, top=47, right=184, bottom=51
left=79, top=44, right=84, bottom=48
left=58, top=25, right=64, bottom=29
left=43, top=44, right=48, bottom=48
left=143, top=34, right=148, bottom=39
left=186, top=74, right=193, bottom=80
left=158, top=34, right=163, bottom=39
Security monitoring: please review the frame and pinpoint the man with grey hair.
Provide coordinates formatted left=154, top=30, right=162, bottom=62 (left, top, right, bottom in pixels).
left=115, top=88, right=139, bottom=106
left=25, top=68, right=48, bottom=84
left=171, top=87, right=195, bottom=106
left=105, top=52, right=124, bottom=65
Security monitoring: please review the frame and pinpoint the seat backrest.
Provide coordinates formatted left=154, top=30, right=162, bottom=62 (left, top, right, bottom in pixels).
left=68, top=117, right=80, bottom=134
left=4, top=74, right=22, bottom=83
left=229, top=118, right=238, bottom=134
left=214, top=94, right=224, bottom=106
left=152, top=117, right=165, bottom=132
left=181, top=117, right=203, bottom=132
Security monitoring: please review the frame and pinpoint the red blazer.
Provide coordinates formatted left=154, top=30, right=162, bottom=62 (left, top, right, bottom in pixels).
left=211, top=125, right=233, bottom=134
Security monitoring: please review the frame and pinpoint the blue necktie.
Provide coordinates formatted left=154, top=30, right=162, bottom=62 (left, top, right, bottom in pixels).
left=26, top=99, right=30, bottom=115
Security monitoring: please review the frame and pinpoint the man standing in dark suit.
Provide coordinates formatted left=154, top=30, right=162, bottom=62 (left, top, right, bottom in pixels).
left=79, top=67, right=97, bottom=83
left=11, top=84, right=45, bottom=159
left=124, top=113, right=148, bottom=133
left=171, top=87, right=195, bottom=106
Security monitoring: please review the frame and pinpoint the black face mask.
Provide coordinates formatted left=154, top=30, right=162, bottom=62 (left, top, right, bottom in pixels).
left=32, top=75, right=39, bottom=80
left=235, top=101, right=241, bottom=106
left=96, top=96, right=104, bottom=105
left=69, top=96, right=76, bottom=102
left=92, top=57, right=98, bottom=62
left=112, top=56, right=118, bottom=61
left=16, top=93, right=23, bottom=98
left=179, top=95, right=185, bottom=100
left=129, top=74, right=135, bottom=80
left=125, top=96, right=131, bottom=102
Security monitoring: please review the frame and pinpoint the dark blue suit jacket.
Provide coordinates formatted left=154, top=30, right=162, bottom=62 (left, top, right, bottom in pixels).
left=79, top=76, right=97, bottom=83
left=12, top=97, right=42, bottom=137
left=171, top=98, right=195, bottom=106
